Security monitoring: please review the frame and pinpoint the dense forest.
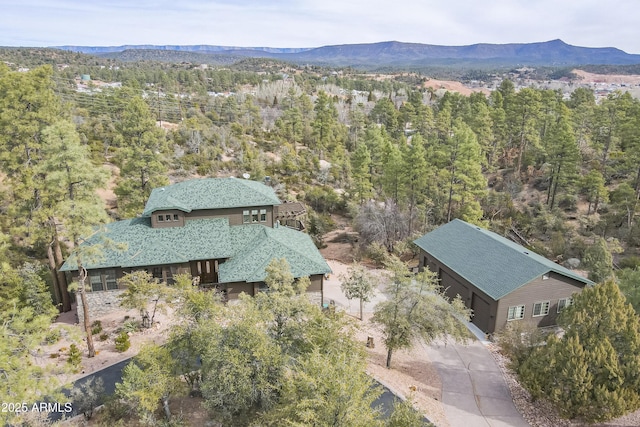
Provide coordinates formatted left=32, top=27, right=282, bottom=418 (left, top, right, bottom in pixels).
left=4, top=47, right=640, bottom=321
left=3, top=48, right=640, bottom=424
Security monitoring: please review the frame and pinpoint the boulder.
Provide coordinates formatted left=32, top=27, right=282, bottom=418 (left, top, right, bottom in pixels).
left=565, top=258, right=581, bottom=269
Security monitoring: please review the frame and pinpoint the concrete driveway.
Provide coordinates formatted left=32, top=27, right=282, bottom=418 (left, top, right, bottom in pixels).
left=324, top=260, right=529, bottom=426
left=425, top=337, right=529, bottom=427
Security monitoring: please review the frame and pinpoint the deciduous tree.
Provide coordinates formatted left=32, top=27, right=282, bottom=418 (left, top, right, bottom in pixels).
left=341, top=264, right=377, bottom=320
left=372, top=256, right=470, bottom=368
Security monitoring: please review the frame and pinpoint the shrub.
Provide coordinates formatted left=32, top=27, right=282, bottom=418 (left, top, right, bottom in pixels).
left=91, top=320, right=103, bottom=335
left=115, top=331, right=131, bottom=353
left=99, top=332, right=109, bottom=341
left=365, top=242, right=389, bottom=266
left=122, top=319, right=141, bottom=334
left=494, top=322, right=546, bottom=370
left=100, top=395, right=130, bottom=423
left=619, top=256, right=640, bottom=270
left=67, top=344, right=82, bottom=372
left=71, top=377, right=105, bottom=420
left=45, top=328, right=61, bottom=344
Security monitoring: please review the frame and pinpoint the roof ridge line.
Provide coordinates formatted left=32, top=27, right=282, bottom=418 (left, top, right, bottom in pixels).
left=264, top=227, right=325, bottom=269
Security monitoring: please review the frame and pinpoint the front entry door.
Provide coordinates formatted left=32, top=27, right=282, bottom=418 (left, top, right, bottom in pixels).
left=190, top=260, right=218, bottom=284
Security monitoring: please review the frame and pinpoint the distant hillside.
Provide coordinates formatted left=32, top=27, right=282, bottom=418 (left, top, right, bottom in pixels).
left=54, top=39, right=640, bottom=69
left=55, top=44, right=311, bottom=55
left=98, top=49, right=243, bottom=65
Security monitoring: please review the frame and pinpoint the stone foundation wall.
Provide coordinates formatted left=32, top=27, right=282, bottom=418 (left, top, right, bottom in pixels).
left=76, top=290, right=125, bottom=324
left=307, top=291, right=322, bottom=306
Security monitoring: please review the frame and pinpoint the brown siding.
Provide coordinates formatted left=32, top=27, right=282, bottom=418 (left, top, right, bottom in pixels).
left=150, top=210, right=185, bottom=228
left=496, top=272, right=586, bottom=332
left=308, top=275, right=323, bottom=292
left=419, top=248, right=500, bottom=333
left=225, top=282, right=254, bottom=300
left=186, top=206, right=274, bottom=227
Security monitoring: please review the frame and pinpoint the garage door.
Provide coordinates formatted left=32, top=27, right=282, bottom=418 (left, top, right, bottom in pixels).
left=471, top=293, right=491, bottom=333
left=440, top=271, right=468, bottom=302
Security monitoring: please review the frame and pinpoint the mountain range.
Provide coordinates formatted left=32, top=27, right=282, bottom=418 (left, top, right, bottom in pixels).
left=55, top=39, right=640, bottom=69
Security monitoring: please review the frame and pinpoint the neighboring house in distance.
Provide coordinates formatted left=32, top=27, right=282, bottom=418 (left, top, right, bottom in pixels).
left=61, top=177, right=331, bottom=321
left=413, top=219, right=592, bottom=334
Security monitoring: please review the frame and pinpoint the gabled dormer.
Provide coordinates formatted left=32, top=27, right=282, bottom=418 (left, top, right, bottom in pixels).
left=142, top=177, right=282, bottom=228
left=151, top=210, right=185, bottom=228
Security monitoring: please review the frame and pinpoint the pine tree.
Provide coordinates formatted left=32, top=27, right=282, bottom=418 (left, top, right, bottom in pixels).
left=506, top=87, right=541, bottom=173
left=544, top=103, right=580, bottom=209
left=583, top=237, right=614, bottom=283
left=401, top=133, right=429, bottom=233
left=517, top=280, right=640, bottom=423
left=38, top=119, right=110, bottom=358
left=350, top=143, right=373, bottom=204
left=381, top=141, right=404, bottom=204
left=114, top=96, right=168, bottom=217
left=580, top=169, right=608, bottom=215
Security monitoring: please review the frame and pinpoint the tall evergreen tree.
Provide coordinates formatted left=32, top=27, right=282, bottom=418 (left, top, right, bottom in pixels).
left=0, top=65, right=68, bottom=308
left=544, top=103, right=580, bottom=209
left=41, top=120, right=110, bottom=358
left=506, top=88, right=541, bottom=173
left=518, top=280, right=640, bottom=423
left=114, top=96, right=168, bottom=217
left=381, top=141, right=404, bottom=204
left=401, top=134, right=429, bottom=233
left=350, top=143, right=373, bottom=203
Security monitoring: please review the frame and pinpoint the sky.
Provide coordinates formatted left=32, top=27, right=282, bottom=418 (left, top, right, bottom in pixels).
left=2, top=0, right=639, bottom=54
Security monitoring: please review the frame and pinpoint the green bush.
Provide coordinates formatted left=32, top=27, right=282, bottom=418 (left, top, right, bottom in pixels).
left=67, top=344, right=82, bottom=371
left=91, top=320, right=103, bottom=335
left=99, top=332, right=109, bottom=341
left=122, top=319, right=140, bottom=333
left=365, top=242, right=389, bottom=267
left=619, top=256, right=640, bottom=270
left=115, top=331, right=131, bottom=353
left=44, top=328, right=61, bottom=344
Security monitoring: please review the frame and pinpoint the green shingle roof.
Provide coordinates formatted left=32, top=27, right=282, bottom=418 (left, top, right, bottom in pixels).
left=142, top=178, right=281, bottom=217
left=413, top=219, right=592, bottom=300
left=61, top=218, right=232, bottom=271
left=60, top=219, right=331, bottom=283
left=220, top=225, right=332, bottom=282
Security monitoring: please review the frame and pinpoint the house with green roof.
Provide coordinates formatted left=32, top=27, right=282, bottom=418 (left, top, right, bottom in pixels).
left=413, top=219, right=592, bottom=334
left=61, top=177, right=329, bottom=320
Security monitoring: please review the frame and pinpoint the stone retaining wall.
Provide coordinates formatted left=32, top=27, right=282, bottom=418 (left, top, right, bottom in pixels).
left=307, top=291, right=322, bottom=306
left=76, top=290, right=125, bottom=324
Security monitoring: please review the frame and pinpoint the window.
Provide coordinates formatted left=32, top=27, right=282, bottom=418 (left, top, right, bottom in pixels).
left=166, top=266, right=177, bottom=285
left=542, top=273, right=550, bottom=280
left=252, top=209, right=259, bottom=223
left=151, top=267, right=163, bottom=280
left=260, top=209, right=267, bottom=222
left=157, top=214, right=164, bottom=222
left=533, top=301, right=550, bottom=317
left=558, top=297, right=573, bottom=313
left=105, top=269, right=118, bottom=290
left=173, top=214, right=179, bottom=221
left=243, top=210, right=250, bottom=223
left=165, top=214, right=172, bottom=221
left=90, top=273, right=103, bottom=292
left=507, top=305, right=525, bottom=320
